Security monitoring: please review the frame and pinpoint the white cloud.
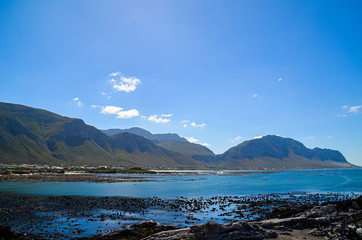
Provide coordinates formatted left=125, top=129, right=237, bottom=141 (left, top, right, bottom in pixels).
left=161, top=113, right=173, bottom=117
left=72, top=97, right=83, bottom=107
left=147, top=115, right=170, bottom=123
left=342, top=105, right=349, bottom=110
left=97, top=105, right=139, bottom=119
left=109, top=72, right=121, bottom=76
left=110, top=73, right=141, bottom=93
left=252, top=94, right=259, bottom=98
left=348, top=105, right=362, bottom=113
left=190, top=121, right=206, bottom=128
left=185, top=137, right=198, bottom=143
left=338, top=104, right=362, bottom=117
left=304, top=136, right=314, bottom=140
left=185, top=136, right=210, bottom=147
left=230, top=136, right=242, bottom=143
left=278, top=78, right=282, bottom=82
left=253, top=136, right=263, bottom=139
left=327, top=136, right=333, bottom=139
left=181, top=120, right=205, bottom=128
left=101, top=106, right=124, bottom=114
left=201, top=142, right=211, bottom=147
left=116, top=109, right=139, bottom=119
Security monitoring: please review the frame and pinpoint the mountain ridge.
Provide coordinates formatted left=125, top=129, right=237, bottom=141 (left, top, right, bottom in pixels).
left=0, top=102, right=357, bottom=169
left=102, top=127, right=215, bottom=158
left=0, top=102, right=202, bottom=168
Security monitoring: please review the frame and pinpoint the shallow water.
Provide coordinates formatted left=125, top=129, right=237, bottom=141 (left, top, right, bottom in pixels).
left=1, top=169, right=361, bottom=239
left=0, top=169, right=361, bottom=198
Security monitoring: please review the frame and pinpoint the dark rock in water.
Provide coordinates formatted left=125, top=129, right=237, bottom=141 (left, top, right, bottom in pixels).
left=78, top=221, right=175, bottom=240
left=144, top=195, right=362, bottom=240
left=143, top=221, right=277, bottom=240
left=0, top=225, right=29, bottom=240
left=189, top=221, right=277, bottom=240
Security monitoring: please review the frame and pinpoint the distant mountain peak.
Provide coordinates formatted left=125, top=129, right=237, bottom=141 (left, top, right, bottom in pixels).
left=212, top=135, right=351, bottom=169
left=101, top=127, right=188, bottom=142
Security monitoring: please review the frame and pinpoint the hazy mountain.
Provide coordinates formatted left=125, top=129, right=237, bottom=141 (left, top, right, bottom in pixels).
left=156, top=140, right=214, bottom=158
left=212, top=135, right=354, bottom=169
left=0, top=102, right=202, bottom=168
left=102, top=127, right=215, bottom=158
left=102, top=127, right=188, bottom=142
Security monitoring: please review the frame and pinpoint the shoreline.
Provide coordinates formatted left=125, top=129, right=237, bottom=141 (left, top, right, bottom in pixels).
left=1, top=168, right=360, bottom=183
left=0, top=170, right=278, bottom=183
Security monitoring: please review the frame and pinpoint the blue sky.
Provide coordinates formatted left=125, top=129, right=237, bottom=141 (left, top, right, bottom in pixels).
left=1, top=0, right=362, bottom=165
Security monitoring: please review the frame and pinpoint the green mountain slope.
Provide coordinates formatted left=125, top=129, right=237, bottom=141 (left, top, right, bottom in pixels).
left=0, top=102, right=356, bottom=170
left=0, top=102, right=202, bottom=168
left=156, top=140, right=214, bottom=158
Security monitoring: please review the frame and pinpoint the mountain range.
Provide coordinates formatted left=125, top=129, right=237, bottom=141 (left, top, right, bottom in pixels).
left=102, top=127, right=214, bottom=158
left=0, top=102, right=357, bottom=169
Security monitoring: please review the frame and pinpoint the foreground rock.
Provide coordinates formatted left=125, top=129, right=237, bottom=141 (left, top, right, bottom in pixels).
left=78, top=221, right=175, bottom=240
left=142, top=195, right=362, bottom=240
left=1, top=193, right=361, bottom=239
left=0, top=225, right=30, bottom=240
left=144, top=221, right=277, bottom=240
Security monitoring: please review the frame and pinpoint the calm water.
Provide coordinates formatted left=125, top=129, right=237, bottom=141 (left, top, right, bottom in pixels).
left=1, top=169, right=361, bottom=239
left=1, top=169, right=361, bottom=198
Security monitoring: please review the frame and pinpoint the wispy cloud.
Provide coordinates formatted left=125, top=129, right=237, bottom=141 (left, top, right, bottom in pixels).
left=252, top=94, right=259, bottom=98
left=348, top=105, right=362, bottom=113
left=229, top=136, right=242, bottom=143
left=191, top=121, right=206, bottom=128
left=109, top=72, right=141, bottom=93
left=93, top=105, right=139, bottom=119
left=147, top=115, right=171, bottom=123
left=185, top=137, right=210, bottom=147
left=201, top=142, right=211, bottom=147
left=109, top=72, right=121, bottom=77
left=338, top=104, right=362, bottom=117
left=161, top=113, right=173, bottom=117
left=181, top=120, right=190, bottom=128
left=182, top=120, right=206, bottom=128
left=72, top=97, right=83, bottom=107
left=327, top=136, right=333, bottom=139
left=278, top=78, right=282, bottom=82
left=185, top=137, right=198, bottom=143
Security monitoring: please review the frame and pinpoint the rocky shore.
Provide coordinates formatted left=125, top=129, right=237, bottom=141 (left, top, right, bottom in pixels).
left=90, top=195, right=362, bottom=240
left=0, top=192, right=361, bottom=239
